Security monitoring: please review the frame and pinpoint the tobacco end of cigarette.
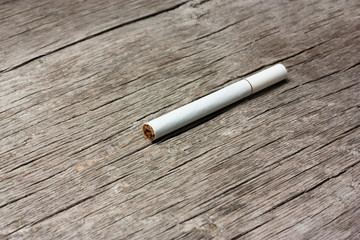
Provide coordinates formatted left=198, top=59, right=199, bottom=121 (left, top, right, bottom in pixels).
left=142, top=124, right=155, bottom=141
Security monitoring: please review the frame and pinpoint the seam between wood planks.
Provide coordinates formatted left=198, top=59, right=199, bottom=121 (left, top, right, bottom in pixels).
left=229, top=160, right=360, bottom=240
left=177, top=125, right=358, bottom=227
left=2, top=189, right=107, bottom=238
left=0, top=1, right=190, bottom=74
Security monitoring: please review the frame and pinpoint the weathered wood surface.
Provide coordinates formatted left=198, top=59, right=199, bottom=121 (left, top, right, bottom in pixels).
left=0, top=0, right=186, bottom=72
left=0, top=0, right=359, bottom=239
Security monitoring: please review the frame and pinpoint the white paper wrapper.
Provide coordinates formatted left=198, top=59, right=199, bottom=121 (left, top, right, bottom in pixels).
left=143, top=64, right=287, bottom=141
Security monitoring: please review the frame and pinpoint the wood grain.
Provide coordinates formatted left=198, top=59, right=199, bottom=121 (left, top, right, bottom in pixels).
left=0, top=0, right=359, bottom=239
left=0, top=0, right=186, bottom=72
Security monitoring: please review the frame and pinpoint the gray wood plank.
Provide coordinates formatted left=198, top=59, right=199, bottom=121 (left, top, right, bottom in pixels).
left=235, top=163, right=360, bottom=240
left=0, top=0, right=359, bottom=239
left=0, top=0, right=187, bottom=72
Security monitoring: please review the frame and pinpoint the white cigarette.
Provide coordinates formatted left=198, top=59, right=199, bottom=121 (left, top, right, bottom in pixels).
left=142, top=64, right=287, bottom=141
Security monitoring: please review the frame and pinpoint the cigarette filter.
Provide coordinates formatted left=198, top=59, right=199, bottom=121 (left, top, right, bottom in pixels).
left=142, top=64, right=287, bottom=141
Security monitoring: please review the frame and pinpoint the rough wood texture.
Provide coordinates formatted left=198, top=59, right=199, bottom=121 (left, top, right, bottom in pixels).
left=0, top=0, right=359, bottom=239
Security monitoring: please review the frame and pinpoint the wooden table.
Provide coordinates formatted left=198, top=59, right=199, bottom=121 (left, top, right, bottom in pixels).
left=1, top=0, right=359, bottom=239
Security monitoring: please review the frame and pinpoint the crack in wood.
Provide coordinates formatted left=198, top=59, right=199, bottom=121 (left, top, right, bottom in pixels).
left=0, top=1, right=189, bottom=73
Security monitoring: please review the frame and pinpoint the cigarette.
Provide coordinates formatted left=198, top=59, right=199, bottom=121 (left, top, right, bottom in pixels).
left=142, top=64, right=287, bottom=141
